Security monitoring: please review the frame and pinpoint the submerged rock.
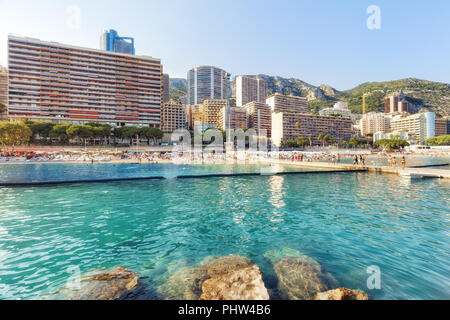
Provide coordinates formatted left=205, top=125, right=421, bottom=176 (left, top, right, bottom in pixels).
left=64, top=267, right=138, bottom=300
left=159, top=255, right=269, bottom=300
left=314, top=287, right=370, bottom=300
left=273, top=256, right=336, bottom=300
left=263, top=248, right=303, bottom=265
left=200, top=256, right=269, bottom=300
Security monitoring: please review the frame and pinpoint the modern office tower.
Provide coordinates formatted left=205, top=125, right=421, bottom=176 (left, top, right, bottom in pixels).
left=235, top=75, right=267, bottom=107
left=390, top=112, right=435, bottom=143
left=8, top=35, right=162, bottom=127
left=0, top=66, right=7, bottom=120
left=360, top=112, right=391, bottom=136
left=272, top=113, right=352, bottom=147
left=161, top=101, right=187, bottom=133
left=435, top=117, right=448, bottom=136
left=187, top=66, right=228, bottom=105
left=384, top=92, right=409, bottom=113
left=203, top=99, right=227, bottom=128
left=162, top=74, right=170, bottom=103
left=219, top=107, right=247, bottom=130
left=187, top=104, right=204, bottom=129
left=100, top=29, right=135, bottom=55
left=266, top=93, right=308, bottom=113
left=243, top=101, right=272, bottom=137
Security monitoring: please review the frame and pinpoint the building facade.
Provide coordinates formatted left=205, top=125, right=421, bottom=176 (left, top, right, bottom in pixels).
left=390, top=112, right=435, bottom=143
left=435, top=117, right=448, bottom=137
left=385, top=92, right=409, bottom=113
left=272, top=112, right=352, bottom=146
left=219, top=107, right=247, bottom=131
left=266, top=93, right=308, bottom=113
left=360, top=112, right=391, bottom=136
left=243, top=101, right=271, bottom=137
left=100, top=29, right=135, bottom=55
left=0, top=66, right=7, bottom=120
left=161, top=101, right=187, bottom=133
left=8, top=35, right=162, bottom=127
left=203, top=99, right=227, bottom=128
left=162, top=74, right=170, bottom=103
left=235, top=76, right=267, bottom=107
left=187, top=104, right=204, bottom=129
left=187, top=66, right=228, bottom=105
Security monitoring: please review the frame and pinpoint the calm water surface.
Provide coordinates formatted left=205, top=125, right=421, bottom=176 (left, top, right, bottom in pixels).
left=0, top=163, right=449, bottom=300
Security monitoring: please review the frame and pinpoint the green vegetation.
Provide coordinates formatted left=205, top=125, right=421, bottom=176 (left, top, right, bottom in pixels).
left=373, top=139, right=409, bottom=151
left=425, top=135, right=450, bottom=146
left=0, top=122, right=32, bottom=147
left=0, top=103, right=6, bottom=115
left=0, top=121, right=164, bottom=147
left=348, top=137, right=367, bottom=148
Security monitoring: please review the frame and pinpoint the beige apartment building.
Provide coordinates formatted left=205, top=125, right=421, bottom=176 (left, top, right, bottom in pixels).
left=243, top=101, right=271, bottom=137
left=219, top=107, right=247, bottom=130
left=360, top=112, right=391, bottom=136
left=390, top=112, right=435, bottom=143
left=203, top=99, right=227, bottom=128
left=187, top=104, right=204, bottom=129
left=0, top=66, right=7, bottom=120
left=235, top=76, right=267, bottom=107
left=266, top=93, right=308, bottom=113
left=161, top=101, right=187, bottom=133
left=272, top=112, right=352, bottom=146
left=435, top=117, right=448, bottom=136
left=385, top=92, right=409, bottom=113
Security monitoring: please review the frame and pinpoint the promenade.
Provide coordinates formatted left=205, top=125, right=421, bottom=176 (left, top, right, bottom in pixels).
left=276, top=160, right=450, bottom=179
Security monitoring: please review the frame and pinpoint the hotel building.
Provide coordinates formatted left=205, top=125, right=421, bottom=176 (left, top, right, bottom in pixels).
left=390, top=112, right=435, bottom=143
left=161, top=101, right=187, bottom=133
left=235, top=76, right=267, bottom=107
left=272, top=113, right=352, bottom=146
left=187, top=66, right=228, bottom=105
left=100, top=29, right=135, bottom=55
left=360, top=112, right=391, bottom=136
left=7, top=35, right=162, bottom=127
left=266, top=93, right=308, bottom=113
left=219, top=107, right=247, bottom=131
left=203, top=99, right=227, bottom=128
left=243, top=101, right=271, bottom=137
left=0, top=66, right=7, bottom=121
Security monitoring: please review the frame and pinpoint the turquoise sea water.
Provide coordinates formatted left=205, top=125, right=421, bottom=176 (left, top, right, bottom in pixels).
left=0, top=163, right=449, bottom=300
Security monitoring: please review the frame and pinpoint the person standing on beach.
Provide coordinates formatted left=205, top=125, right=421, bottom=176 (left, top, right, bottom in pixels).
left=354, top=155, right=359, bottom=165
left=401, top=156, right=406, bottom=169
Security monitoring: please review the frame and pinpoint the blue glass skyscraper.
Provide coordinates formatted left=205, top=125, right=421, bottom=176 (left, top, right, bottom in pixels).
left=100, top=29, right=135, bottom=55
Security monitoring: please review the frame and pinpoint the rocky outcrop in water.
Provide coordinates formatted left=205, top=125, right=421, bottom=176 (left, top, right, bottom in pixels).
left=314, top=287, right=370, bottom=300
left=159, top=255, right=269, bottom=300
left=63, top=267, right=138, bottom=300
left=269, top=252, right=337, bottom=300
left=200, top=256, right=269, bottom=300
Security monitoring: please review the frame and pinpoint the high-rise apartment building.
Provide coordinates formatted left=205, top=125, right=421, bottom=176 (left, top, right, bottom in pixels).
left=162, top=74, right=170, bottom=103
left=235, top=76, right=267, bottom=106
left=161, top=101, right=187, bottom=133
left=390, top=112, right=435, bottom=143
left=203, top=99, right=227, bottom=128
left=360, top=112, right=391, bottom=136
left=272, top=113, right=352, bottom=146
left=0, top=66, right=7, bottom=120
left=100, top=29, right=135, bottom=55
left=266, top=93, right=308, bottom=113
left=219, top=107, right=247, bottom=131
left=385, top=92, right=409, bottom=113
left=8, top=35, right=162, bottom=126
left=243, top=101, right=271, bottom=137
left=187, top=66, right=228, bottom=105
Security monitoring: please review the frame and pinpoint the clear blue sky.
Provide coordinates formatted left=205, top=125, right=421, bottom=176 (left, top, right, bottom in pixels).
left=0, top=0, right=449, bottom=90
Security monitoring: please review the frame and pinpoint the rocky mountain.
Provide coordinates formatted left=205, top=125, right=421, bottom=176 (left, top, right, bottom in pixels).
left=170, top=76, right=450, bottom=117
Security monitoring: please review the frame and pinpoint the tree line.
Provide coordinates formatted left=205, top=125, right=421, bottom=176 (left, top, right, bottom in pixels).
left=425, top=135, right=450, bottom=146
left=0, top=121, right=164, bottom=147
